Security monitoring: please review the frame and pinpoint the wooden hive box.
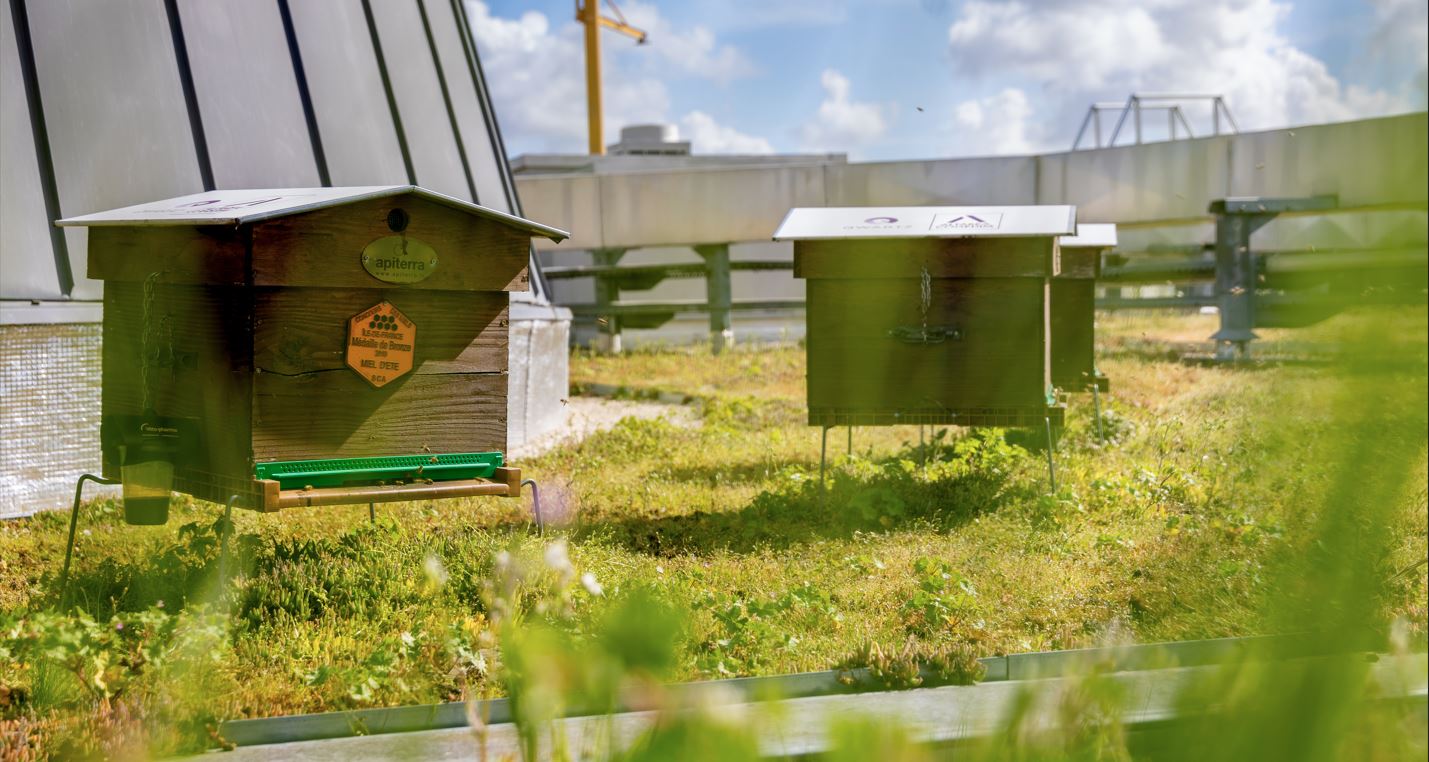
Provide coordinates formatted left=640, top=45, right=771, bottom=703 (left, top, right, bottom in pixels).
left=775, top=206, right=1076, bottom=429
left=1051, top=224, right=1117, bottom=392
left=59, top=186, right=567, bottom=513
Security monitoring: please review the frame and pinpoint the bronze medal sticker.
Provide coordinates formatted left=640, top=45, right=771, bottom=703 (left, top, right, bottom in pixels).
left=346, top=301, right=416, bottom=388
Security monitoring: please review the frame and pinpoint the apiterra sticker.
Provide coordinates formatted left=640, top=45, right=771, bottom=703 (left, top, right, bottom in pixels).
left=346, top=302, right=416, bottom=388
left=361, top=236, right=438, bottom=284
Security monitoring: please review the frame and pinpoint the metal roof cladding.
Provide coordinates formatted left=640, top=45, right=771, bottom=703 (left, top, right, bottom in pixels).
left=57, top=186, right=570, bottom=242
left=771, top=205, right=1076, bottom=241
left=1059, top=223, right=1119, bottom=249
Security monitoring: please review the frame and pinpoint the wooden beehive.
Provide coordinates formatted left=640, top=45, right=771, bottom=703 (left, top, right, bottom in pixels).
left=59, top=186, right=567, bottom=512
left=1051, top=224, right=1117, bottom=392
left=776, top=206, right=1076, bottom=429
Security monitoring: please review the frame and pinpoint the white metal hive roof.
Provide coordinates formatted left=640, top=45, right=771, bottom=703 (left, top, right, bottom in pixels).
left=1059, top=223, right=1118, bottom=249
left=772, top=205, right=1076, bottom=241
left=56, top=185, right=569, bottom=241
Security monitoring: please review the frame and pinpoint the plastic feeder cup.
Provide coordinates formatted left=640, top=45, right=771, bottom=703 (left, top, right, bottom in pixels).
left=120, top=441, right=174, bottom=525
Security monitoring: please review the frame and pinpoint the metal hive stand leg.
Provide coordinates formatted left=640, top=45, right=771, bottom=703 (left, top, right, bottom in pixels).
left=58, top=473, right=121, bottom=609
left=1043, top=416, right=1059, bottom=493
left=522, top=478, right=544, bottom=534
left=819, top=425, right=829, bottom=490
left=216, top=494, right=240, bottom=590
left=1092, top=382, right=1105, bottom=442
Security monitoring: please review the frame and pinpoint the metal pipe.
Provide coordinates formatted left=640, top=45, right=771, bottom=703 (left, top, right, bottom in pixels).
left=58, top=473, right=122, bottom=608
left=521, top=478, right=543, bottom=533
left=1134, top=97, right=1142, bottom=145
left=581, top=1, right=604, bottom=155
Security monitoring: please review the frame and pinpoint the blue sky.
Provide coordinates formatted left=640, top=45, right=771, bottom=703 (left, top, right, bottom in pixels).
left=471, top=0, right=1428, bottom=161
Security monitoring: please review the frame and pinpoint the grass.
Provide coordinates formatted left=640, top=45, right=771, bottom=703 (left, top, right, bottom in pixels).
left=1, top=309, right=1425, bottom=758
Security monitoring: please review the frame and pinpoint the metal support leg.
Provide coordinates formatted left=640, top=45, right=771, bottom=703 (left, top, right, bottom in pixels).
left=847, top=426, right=852, bottom=456
left=368, top=502, right=376, bottom=523
left=217, top=494, right=239, bottom=587
left=1091, top=382, right=1105, bottom=442
left=819, top=426, right=829, bottom=489
left=919, top=425, right=926, bottom=470
left=1043, top=417, right=1059, bottom=493
left=695, top=244, right=733, bottom=355
left=522, top=478, right=543, bottom=533
left=592, top=249, right=626, bottom=355
left=58, top=473, right=121, bottom=608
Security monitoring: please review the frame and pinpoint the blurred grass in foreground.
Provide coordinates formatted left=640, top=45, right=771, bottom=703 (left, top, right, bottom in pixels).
left=0, top=309, right=1424, bottom=758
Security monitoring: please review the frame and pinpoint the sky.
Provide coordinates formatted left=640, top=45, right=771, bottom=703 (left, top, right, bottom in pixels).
left=470, top=0, right=1428, bottom=161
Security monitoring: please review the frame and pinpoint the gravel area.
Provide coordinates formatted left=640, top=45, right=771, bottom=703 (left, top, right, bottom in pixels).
left=507, top=396, right=697, bottom=460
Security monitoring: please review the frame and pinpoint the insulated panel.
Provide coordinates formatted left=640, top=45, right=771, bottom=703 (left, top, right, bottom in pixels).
left=368, top=0, right=471, bottom=201
left=28, top=0, right=205, bottom=299
left=178, top=0, right=319, bottom=189
left=286, top=0, right=408, bottom=186
left=0, top=0, right=59, bottom=299
left=424, top=0, right=508, bottom=210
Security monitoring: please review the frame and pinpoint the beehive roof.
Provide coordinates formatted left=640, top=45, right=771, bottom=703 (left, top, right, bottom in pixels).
left=772, top=205, right=1075, bottom=241
left=1059, top=223, right=1118, bottom=248
left=57, top=186, right=569, bottom=241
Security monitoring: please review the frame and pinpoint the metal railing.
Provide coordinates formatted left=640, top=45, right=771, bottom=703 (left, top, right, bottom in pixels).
left=1073, top=94, right=1239, bottom=150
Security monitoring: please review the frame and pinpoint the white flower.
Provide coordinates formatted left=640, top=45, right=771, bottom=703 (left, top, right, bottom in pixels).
left=580, top=572, right=603, bottom=596
left=544, top=540, right=573, bottom=578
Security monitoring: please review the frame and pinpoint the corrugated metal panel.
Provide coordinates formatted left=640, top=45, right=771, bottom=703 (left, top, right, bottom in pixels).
left=520, top=175, right=604, bottom=251
left=368, top=0, right=471, bottom=201
left=599, top=165, right=828, bottom=248
left=29, top=0, right=205, bottom=300
left=1045, top=136, right=1232, bottom=223
left=424, top=0, right=508, bottom=211
left=178, top=0, right=320, bottom=189
left=824, top=156, right=1038, bottom=207
left=0, top=0, right=59, bottom=300
left=286, top=0, right=408, bottom=186
left=1228, top=115, right=1429, bottom=206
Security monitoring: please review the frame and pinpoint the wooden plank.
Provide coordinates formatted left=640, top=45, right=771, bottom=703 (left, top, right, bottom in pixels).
left=100, top=282, right=254, bottom=484
left=88, top=225, right=248, bottom=285
left=493, top=466, right=521, bottom=497
left=1051, top=280, right=1097, bottom=388
left=1057, top=248, right=1101, bottom=279
left=252, top=287, right=507, bottom=376
left=250, top=194, right=530, bottom=291
left=278, top=478, right=512, bottom=509
left=252, top=371, right=507, bottom=462
left=793, top=237, right=1056, bottom=279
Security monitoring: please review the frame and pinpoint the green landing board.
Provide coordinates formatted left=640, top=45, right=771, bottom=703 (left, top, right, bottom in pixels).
left=254, top=452, right=504, bottom=490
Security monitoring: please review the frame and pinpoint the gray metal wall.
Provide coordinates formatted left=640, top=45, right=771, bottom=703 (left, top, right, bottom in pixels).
left=0, top=0, right=568, bottom=518
left=519, top=112, right=1429, bottom=252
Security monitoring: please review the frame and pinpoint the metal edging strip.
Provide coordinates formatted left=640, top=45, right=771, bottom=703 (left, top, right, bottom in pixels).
left=217, top=633, right=1333, bottom=749
left=415, top=0, right=478, bottom=204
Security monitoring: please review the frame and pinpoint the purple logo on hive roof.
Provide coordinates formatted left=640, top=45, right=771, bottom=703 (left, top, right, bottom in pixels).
left=864, top=216, right=899, bottom=224
left=931, top=212, right=1003, bottom=230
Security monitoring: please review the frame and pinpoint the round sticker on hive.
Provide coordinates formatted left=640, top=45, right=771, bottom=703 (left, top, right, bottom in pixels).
left=346, top=302, right=416, bottom=388
left=361, top=236, right=438, bottom=284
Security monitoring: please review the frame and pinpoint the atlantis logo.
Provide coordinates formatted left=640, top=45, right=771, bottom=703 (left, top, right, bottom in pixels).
left=930, top=212, right=1003, bottom=230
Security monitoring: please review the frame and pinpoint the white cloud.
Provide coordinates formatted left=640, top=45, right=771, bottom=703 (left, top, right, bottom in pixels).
left=1365, top=0, right=1428, bottom=105
left=680, top=111, right=774, bottom=154
left=621, top=1, right=757, bottom=84
left=798, top=69, right=889, bottom=152
left=950, top=88, right=1035, bottom=155
left=465, top=1, right=765, bottom=154
left=943, top=0, right=1422, bottom=153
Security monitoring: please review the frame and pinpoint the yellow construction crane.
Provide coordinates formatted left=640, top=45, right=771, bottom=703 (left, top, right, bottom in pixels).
left=577, top=0, right=647, bottom=155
